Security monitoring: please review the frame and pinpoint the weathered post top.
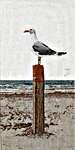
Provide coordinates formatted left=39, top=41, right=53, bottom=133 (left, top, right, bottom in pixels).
left=33, top=64, right=44, bottom=82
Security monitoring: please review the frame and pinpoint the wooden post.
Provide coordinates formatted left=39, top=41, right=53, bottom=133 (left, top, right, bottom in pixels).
left=33, top=58, right=44, bottom=135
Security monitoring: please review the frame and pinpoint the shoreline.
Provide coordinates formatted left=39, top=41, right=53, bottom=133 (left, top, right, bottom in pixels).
left=0, top=87, right=74, bottom=149
left=0, top=89, right=75, bottom=98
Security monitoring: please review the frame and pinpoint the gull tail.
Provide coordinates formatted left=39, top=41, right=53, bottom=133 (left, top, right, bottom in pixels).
left=56, top=52, right=67, bottom=56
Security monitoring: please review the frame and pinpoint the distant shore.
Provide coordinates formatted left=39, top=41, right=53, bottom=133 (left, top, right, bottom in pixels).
left=0, top=89, right=75, bottom=98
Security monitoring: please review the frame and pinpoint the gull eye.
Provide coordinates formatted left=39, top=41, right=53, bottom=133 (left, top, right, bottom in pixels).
left=30, top=29, right=33, bottom=34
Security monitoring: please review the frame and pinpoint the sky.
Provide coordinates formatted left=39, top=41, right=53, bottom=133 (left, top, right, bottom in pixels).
left=0, top=0, right=75, bottom=80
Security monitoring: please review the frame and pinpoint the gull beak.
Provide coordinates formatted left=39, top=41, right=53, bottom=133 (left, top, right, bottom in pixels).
left=24, top=29, right=30, bottom=33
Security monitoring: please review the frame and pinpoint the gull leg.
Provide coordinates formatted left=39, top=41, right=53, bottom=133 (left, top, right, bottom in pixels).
left=38, top=56, right=41, bottom=64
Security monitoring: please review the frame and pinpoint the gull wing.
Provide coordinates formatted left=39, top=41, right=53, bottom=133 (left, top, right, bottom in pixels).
left=32, top=41, right=56, bottom=55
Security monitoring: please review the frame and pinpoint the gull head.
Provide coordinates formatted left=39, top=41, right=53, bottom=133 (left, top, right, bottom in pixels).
left=24, top=28, right=36, bottom=34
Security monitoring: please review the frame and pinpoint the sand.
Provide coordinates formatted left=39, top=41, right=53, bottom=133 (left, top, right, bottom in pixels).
left=0, top=90, right=75, bottom=150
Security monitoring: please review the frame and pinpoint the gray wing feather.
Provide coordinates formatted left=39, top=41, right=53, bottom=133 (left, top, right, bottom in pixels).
left=32, top=41, right=56, bottom=55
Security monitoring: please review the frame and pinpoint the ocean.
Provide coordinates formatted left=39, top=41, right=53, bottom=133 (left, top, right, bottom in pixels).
left=0, top=80, right=74, bottom=92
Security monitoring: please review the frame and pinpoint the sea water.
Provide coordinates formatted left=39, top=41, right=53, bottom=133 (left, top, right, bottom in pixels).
left=0, top=80, right=74, bottom=92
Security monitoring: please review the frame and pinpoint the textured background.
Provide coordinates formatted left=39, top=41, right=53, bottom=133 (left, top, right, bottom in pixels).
left=0, top=0, right=75, bottom=80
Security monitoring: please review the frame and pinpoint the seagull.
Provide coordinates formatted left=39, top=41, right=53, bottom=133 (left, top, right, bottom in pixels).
left=24, top=28, right=67, bottom=56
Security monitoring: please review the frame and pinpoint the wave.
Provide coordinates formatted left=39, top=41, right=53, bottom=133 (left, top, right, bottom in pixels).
left=0, top=80, right=74, bottom=92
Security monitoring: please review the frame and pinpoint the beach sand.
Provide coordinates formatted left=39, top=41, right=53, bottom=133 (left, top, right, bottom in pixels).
left=0, top=90, right=75, bottom=150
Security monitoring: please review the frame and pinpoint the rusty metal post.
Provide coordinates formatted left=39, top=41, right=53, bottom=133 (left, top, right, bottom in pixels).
left=33, top=61, right=44, bottom=135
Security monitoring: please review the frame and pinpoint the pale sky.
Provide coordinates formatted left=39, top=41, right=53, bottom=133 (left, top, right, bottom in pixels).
left=0, top=0, right=75, bottom=80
